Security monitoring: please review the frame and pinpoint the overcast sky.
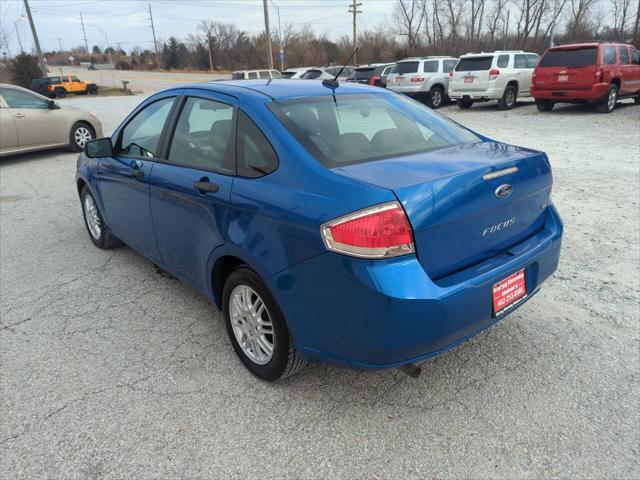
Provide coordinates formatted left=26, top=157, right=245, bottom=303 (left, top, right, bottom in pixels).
left=1, top=0, right=400, bottom=55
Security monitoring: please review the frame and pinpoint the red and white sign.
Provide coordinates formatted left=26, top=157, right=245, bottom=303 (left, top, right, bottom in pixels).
left=558, top=75, right=569, bottom=82
left=397, top=76, right=404, bottom=83
left=492, top=269, right=527, bottom=317
left=464, top=77, right=474, bottom=83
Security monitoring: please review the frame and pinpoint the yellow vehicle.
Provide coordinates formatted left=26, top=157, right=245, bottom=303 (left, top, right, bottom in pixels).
left=41, top=75, right=98, bottom=98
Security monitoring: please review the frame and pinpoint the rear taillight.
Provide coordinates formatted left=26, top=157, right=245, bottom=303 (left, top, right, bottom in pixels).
left=321, top=202, right=415, bottom=259
left=489, top=68, right=500, bottom=80
left=369, top=75, right=380, bottom=85
left=595, top=68, right=604, bottom=82
left=410, top=76, right=426, bottom=82
left=531, top=71, right=536, bottom=83
left=448, top=71, right=453, bottom=77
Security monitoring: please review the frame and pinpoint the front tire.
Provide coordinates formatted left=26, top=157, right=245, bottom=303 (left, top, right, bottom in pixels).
left=536, top=100, right=554, bottom=112
left=427, top=85, right=445, bottom=109
left=69, top=122, right=94, bottom=152
left=498, top=85, right=517, bottom=110
left=456, top=98, right=474, bottom=109
left=223, top=266, right=306, bottom=381
left=54, top=87, right=66, bottom=98
left=597, top=84, right=618, bottom=113
left=81, top=186, right=121, bottom=249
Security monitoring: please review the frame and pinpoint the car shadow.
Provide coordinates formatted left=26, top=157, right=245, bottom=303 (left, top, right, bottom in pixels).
left=0, top=148, right=74, bottom=167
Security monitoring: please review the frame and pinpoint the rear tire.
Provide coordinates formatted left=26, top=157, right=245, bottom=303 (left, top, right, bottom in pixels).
left=596, top=84, right=618, bottom=113
left=633, top=96, right=639, bottom=105
left=498, top=85, right=517, bottom=110
left=54, top=87, right=66, bottom=98
left=536, top=100, right=554, bottom=112
left=81, top=186, right=122, bottom=249
left=456, top=98, right=474, bottom=109
left=223, top=266, right=306, bottom=381
left=87, top=85, right=98, bottom=95
left=427, top=86, right=445, bottom=109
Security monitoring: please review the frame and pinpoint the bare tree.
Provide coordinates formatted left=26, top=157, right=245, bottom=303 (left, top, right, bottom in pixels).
left=612, top=0, right=633, bottom=36
left=393, top=0, right=427, bottom=51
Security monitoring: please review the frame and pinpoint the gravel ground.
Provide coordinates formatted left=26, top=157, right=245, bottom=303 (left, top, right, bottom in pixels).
left=1, top=94, right=638, bottom=479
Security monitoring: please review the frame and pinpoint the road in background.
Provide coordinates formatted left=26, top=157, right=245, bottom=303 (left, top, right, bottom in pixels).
left=53, top=66, right=230, bottom=93
left=1, top=96, right=639, bottom=478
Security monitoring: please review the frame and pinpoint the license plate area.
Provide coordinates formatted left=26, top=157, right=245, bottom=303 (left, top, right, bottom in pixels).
left=464, top=77, right=474, bottom=83
left=558, top=75, right=569, bottom=82
left=492, top=269, right=527, bottom=317
left=397, top=76, right=404, bottom=83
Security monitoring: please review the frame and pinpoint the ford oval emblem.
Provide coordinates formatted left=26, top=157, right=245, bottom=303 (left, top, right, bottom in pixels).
left=495, top=184, right=513, bottom=199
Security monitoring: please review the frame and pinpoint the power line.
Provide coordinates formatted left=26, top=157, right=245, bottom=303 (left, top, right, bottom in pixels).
left=348, top=0, right=361, bottom=65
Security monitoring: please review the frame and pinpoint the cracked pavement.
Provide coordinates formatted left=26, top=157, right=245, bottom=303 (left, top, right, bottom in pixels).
left=1, top=94, right=638, bottom=479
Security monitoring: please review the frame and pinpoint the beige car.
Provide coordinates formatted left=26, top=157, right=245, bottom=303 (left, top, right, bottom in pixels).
left=0, top=83, right=103, bottom=157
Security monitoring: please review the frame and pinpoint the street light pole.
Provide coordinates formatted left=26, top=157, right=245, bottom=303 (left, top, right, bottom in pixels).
left=262, top=0, right=274, bottom=70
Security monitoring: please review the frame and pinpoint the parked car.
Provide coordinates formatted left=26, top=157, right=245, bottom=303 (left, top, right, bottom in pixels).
left=386, top=56, right=458, bottom=109
left=0, top=83, right=102, bottom=156
left=379, top=63, right=395, bottom=86
left=281, top=67, right=313, bottom=79
left=31, top=75, right=98, bottom=98
left=231, top=69, right=282, bottom=80
left=77, top=80, right=562, bottom=381
left=346, top=63, right=393, bottom=87
left=532, top=42, right=640, bottom=113
left=449, top=50, right=539, bottom=110
left=300, top=66, right=354, bottom=80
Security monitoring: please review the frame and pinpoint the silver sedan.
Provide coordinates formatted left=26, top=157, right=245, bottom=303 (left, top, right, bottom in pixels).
left=0, top=83, right=103, bottom=157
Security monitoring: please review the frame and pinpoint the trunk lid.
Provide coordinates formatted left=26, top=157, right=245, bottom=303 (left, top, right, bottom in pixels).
left=534, top=46, right=598, bottom=91
left=451, top=56, right=494, bottom=92
left=334, top=141, right=552, bottom=279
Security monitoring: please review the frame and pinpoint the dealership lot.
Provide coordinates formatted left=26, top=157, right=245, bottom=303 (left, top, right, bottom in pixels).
left=1, top=93, right=638, bottom=478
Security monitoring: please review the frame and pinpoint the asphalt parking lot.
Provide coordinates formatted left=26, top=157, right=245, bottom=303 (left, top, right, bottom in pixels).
left=1, top=93, right=638, bottom=479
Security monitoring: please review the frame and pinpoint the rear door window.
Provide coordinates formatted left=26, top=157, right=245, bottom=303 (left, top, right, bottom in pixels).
left=619, top=46, right=630, bottom=64
left=423, top=61, right=438, bottom=73
left=455, top=56, right=493, bottom=71
left=391, top=62, right=419, bottom=74
left=236, top=110, right=278, bottom=178
left=602, top=46, right=617, bottom=65
left=443, top=60, right=457, bottom=72
left=247, top=72, right=258, bottom=79
left=631, top=47, right=640, bottom=65
left=496, top=55, right=510, bottom=68
left=538, top=48, right=598, bottom=67
left=526, top=54, right=539, bottom=68
left=259, top=71, right=271, bottom=79
left=514, top=54, right=528, bottom=69
left=231, top=72, right=244, bottom=80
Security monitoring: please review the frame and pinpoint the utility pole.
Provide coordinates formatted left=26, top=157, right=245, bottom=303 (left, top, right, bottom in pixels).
left=503, top=9, right=510, bottom=50
left=549, top=0, right=559, bottom=48
left=262, top=0, right=273, bottom=69
left=80, top=13, right=89, bottom=52
left=348, top=1, right=362, bottom=65
left=271, top=0, right=284, bottom=70
left=15, top=22, right=24, bottom=53
left=23, top=0, right=45, bottom=68
left=148, top=3, right=160, bottom=68
left=56, top=37, right=63, bottom=52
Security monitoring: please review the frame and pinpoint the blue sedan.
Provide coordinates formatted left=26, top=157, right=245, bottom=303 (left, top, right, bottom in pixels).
left=76, top=80, right=563, bottom=381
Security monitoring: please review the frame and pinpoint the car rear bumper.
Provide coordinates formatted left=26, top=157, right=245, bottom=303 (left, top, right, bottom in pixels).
left=531, top=82, right=609, bottom=101
left=268, top=204, right=563, bottom=369
left=449, top=86, right=503, bottom=100
left=387, top=84, right=426, bottom=94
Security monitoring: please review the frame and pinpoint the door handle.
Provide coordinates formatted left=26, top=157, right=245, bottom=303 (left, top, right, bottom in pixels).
left=14, top=113, right=25, bottom=118
left=194, top=179, right=219, bottom=194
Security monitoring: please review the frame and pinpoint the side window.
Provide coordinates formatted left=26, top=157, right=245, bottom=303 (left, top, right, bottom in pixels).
left=602, top=46, right=617, bottom=65
left=631, top=47, right=640, bottom=65
left=497, top=55, right=510, bottom=68
left=236, top=110, right=278, bottom=178
left=248, top=71, right=258, bottom=79
left=270, top=70, right=282, bottom=78
left=0, top=87, right=49, bottom=109
left=514, top=54, right=527, bottom=69
left=526, top=54, right=539, bottom=68
left=259, top=71, right=270, bottom=79
left=120, top=97, right=175, bottom=158
left=619, top=46, right=630, bottom=64
left=168, top=97, right=234, bottom=173
left=71, top=76, right=80, bottom=82
left=443, top=60, right=457, bottom=72
left=423, top=61, right=438, bottom=73
left=48, top=76, right=61, bottom=84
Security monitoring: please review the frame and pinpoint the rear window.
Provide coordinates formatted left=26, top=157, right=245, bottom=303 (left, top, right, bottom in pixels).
left=455, top=56, right=493, bottom=71
left=281, top=71, right=296, bottom=78
left=269, top=93, right=479, bottom=168
left=301, top=70, right=323, bottom=79
left=352, top=68, right=375, bottom=79
left=538, top=48, right=598, bottom=67
left=391, top=62, right=419, bottom=74
left=423, top=61, right=438, bottom=73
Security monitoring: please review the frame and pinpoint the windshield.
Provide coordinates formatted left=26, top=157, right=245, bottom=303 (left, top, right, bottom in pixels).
left=391, top=62, right=419, bottom=74
left=538, top=48, right=598, bottom=67
left=269, top=93, right=479, bottom=167
left=352, top=68, right=375, bottom=79
left=455, top=57, right=493, bottom=71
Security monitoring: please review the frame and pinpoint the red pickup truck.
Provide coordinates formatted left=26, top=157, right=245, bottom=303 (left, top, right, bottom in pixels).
left=531, top=42, right=640, bottom=113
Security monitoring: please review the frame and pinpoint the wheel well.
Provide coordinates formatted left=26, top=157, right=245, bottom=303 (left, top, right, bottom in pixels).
left=73, top=120, right=96, bottom=138
left=77, top=178, right=87, bottom=197
left=506, top=80, right=518, bottom=91
left=611, top=78, right=621, bottom=89
left=430, top=83, right=444, bottom=92
left=212, top=256, right=245, bottom=305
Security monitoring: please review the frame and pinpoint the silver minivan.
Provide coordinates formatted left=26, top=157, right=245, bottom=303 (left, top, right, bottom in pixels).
left=231, top=69, right=282, bottom=80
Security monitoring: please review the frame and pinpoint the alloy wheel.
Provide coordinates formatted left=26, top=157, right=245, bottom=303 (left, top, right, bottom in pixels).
left=229, top=285, right=275, bottom=365
left=506, top=89, right=516, bottom=107
left=83, top=194, right=101, bottom=240
left=607, top=88, right=617, bottom=111
left=431, top=89, right=442, bottom=107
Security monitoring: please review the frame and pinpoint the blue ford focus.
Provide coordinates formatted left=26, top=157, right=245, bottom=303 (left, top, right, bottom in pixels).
left=76, top=80, right=562, bottom=381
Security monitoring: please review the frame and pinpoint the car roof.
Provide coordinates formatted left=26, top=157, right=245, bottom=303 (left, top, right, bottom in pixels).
left=550, top=42, right=629, bottom=50
left=170, top=79, right=382, bottom=100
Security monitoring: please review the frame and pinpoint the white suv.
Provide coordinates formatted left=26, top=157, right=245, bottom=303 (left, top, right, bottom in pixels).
left=386, top=56, right=459, bottom=109
left=449, top=51, right=540, bottom=110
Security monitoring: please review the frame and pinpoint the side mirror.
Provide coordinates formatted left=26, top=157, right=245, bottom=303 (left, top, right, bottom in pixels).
left=85, top=138, right=113, bottom=158
left=47, top=100, right=59, bottom=109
